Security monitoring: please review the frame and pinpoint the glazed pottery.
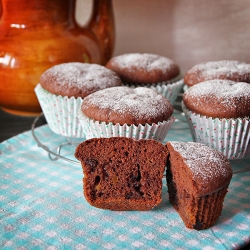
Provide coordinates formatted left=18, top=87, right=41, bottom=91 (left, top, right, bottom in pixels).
left=0, top=0, right=115, bottom=115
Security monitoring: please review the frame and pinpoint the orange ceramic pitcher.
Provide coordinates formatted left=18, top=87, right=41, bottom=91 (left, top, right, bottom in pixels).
left=0, top=0, right=115, bottom=116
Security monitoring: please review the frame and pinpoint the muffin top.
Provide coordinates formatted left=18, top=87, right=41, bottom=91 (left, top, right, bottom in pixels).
left=106, top=53, right=180, bottom=84
left=184, top=60, right=250, bottom=87
left=81, top=86, right=174, bottom=125
left=183, top=79, right=250, bottom=118
left=40, top=62, right=123, bottom=98
left=166, top=141, right=232, bottom=196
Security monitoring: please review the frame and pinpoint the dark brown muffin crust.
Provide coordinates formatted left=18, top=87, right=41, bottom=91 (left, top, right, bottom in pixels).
left=183, top=80, right=250, bottom=118
left=81, top=86, right=174, bottom=125
left=184, top=60, right=250, bottom=87
left=40, top=62, right=123, bottom=98
left=166, top=141, right=232, bottom=197
left=106, top=53, right=180, bottom=84
left=166, top=141, right=232, bottom=230
left=75, top=137, right=168, bottom=211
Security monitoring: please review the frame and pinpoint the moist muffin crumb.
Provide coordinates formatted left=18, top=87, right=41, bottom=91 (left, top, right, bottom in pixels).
left=75, top=137, right=168, bottom=211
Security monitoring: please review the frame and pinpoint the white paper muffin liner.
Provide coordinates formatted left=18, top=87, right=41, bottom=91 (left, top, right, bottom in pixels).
left=35, top=84, right=85, bottom=138
left=123, top=76, right=184, bottom=105
left=183, top=84, right=189, bottom=92
left=78, top=111, right=175, bottom=143
left=182, top=102, right=250, bottom=159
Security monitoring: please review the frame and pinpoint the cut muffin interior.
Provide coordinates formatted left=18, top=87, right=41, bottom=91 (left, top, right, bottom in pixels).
left=75, top=137, right=168, bottom=211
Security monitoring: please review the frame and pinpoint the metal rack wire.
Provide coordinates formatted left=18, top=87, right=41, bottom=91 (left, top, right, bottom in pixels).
left=31, top=113, right=81, bottom=166
left=31, top=112, right=250, bottom=174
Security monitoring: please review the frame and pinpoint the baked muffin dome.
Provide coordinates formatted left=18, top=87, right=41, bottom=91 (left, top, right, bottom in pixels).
left=40, top=62, right=123, bottom=98
left=106, top=53, right=180, bottom=84
left=81, top=86, right=174, bottom=125
left=166, top=141, right=232, bottom=196
left=166, top=141, right=232, bottom=230
left=184, top=60, right=250, bottom=87
left=183, top=79, right=250, bottom=118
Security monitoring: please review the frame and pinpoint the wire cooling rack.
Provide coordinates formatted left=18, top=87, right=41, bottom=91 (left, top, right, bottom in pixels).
left=31, top=113, right=81, bottom=166
left=31, top=113, right=250, bottom=175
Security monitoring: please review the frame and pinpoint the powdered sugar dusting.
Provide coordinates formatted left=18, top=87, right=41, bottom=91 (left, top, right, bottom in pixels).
left=186, top=80, right=250, bottom=99
left=169, top=141, right=232, bottom=185
left=82, top=86, right=173, bottom=121
left=188, top=60, right=250, bottom=81
left=40, top=62, right=122, bottom=97
left=183, top=80, right=250, bottom=117
left=109, top=53, right=175, bottom=73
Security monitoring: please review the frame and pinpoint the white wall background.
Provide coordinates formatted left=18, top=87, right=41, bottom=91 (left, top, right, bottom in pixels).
left=76, top=0, right=250, bottom=72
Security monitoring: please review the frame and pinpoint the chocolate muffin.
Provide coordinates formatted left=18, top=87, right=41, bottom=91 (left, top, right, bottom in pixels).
left=106, top=53, right=183, bottom=104
left=75, top=137, right=168, bottom=211
left=166, top=141, right=233, bottom=230
left=182, top=79, right=250, bottom=159
left=78, top=86, right=175, bottom=142
left=40, top=62, right=123, bottom=98
left=35, top=62, right=123, bottom=137
left=184, top=60, right=250, bottom=87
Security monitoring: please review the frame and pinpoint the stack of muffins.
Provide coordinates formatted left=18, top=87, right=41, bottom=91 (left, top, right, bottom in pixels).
left=35, top=56, right=241, bottom=231
left=36, top=53, right=180, bottom=142
left=182, top=60, right=250, bottom=159
left=77, top=53, right=183, bottom=142
left=35, top=62, right=123, bottom=138
left=105, top=53, right=184, bottom=104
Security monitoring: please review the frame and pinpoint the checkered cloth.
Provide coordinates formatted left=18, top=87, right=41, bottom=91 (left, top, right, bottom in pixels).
left=0, top=123, right=250, bottom=250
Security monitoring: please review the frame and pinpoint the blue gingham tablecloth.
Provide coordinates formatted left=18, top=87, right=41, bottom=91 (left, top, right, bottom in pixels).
left=0, top=122, right=250, bottom=250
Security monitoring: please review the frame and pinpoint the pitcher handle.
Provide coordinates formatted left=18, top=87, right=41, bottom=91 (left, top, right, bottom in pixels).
left=0, top=0, right=3, bottom=19
left=86, top=0, right=115, bottom=65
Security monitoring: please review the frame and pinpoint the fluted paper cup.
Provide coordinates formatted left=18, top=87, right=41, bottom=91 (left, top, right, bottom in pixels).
left=182, top=102, right=250, bottom=159
left=35, top=84, right=85, bottom=138
left=78, top=111, right=175, bottom=143
left=183, top=84, right=189, bottom=92
left=123, top=77, right=184, bottom=105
